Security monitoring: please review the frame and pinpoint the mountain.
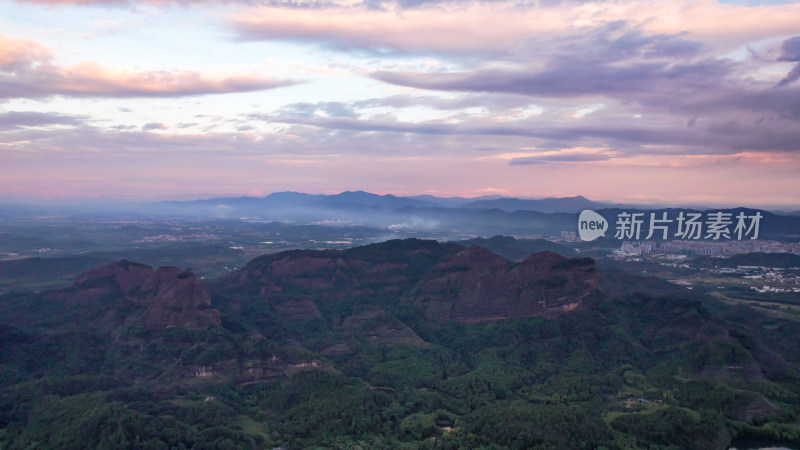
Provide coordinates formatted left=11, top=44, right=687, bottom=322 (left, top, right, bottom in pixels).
left=0, top=192, right=618, bottom=220
left=321, top=190, right=438, bottom=209
left=157, top=191, right=323, bottom=218
left=52, top=260, right=221, bottom=332
left=0, top=243, right=249, bottom=294
left=461, top=195, right=608, bottom=213
left=4, top=193, right=800, bottom=243
left=215, top=239, right=597, bottom=327
left=406, top=248, right=597, bottom=323
left=407, top=194, right=504, bottom=208
left=1, top=239, right=800, bottom=449
left=456, top=235, right=577, bottom=259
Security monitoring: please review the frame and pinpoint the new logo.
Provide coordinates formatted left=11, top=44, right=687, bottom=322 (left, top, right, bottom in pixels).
left=578, top=210, right=608, bottom=242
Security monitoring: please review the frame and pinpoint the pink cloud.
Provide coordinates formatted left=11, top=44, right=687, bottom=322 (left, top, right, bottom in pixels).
left=0, top=34, right=298, bottom=99
left=223, top=1, right=800, bottom=55
left=0, top=35, right=51, bottom=69
left=226, top=4, right=560, bottom=55
left=11, top=0, right=208, bottom=4
left=2, top=117, right=798, bottom=206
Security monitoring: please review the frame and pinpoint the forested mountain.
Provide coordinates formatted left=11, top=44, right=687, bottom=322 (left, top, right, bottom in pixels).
left=1, top=239, right=799, bottom=449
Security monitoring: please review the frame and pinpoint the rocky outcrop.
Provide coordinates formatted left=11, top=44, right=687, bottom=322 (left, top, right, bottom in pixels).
left=271, top=298, right=322, bottom=322
left=340, top=307, right=429, bottom=348
left=138, top=266, right=220, bottom=331
left=215, top=240, right=596, bottom=327
left=231, top=252, right=411, bottom=298
left=58, top=260, right=220, bottom=332
left=216, top=239, right=462, bottom=321
left=405, top=247, right=598, bottom=324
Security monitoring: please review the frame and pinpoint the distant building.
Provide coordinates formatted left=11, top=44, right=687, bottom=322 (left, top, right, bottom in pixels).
left=621, top=241, right=641, bottom=255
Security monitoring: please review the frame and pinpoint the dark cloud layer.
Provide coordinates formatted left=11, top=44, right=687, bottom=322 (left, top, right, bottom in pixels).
left=779, top=36, right=800, bottom=62
left=256, top=104, right=800, bottom=157
left=777, top=36, right=800, bottom=87
left=373, top=58, right=729, bottom=98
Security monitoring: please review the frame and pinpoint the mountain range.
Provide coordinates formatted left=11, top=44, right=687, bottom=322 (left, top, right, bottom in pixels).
left=3, top=191, right=799, bottom=242
left=0, top=191, right=700, bottom=219
left=2, top=238, right=800, bottom=448
left=163, top=191, right=640, bottom=215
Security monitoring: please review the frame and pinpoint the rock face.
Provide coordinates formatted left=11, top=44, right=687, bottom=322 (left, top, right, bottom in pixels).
left=218, top=240, right=598, bottom=326
left=59, top=260, right=220, bottom=331
left=405, top=247, right=598, bottom=324
left=217, top=239, right=462, bottom=322
left=271, top=298, right=322, bottom=322
left=340, top=307, right=428, bottom=348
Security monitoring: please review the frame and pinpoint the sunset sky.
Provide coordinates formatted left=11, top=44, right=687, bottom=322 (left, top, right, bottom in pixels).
left=1, top=0, right=799, bottom=207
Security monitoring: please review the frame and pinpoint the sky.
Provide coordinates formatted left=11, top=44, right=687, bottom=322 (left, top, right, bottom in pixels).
left=1, top=0, right=799, bottom=207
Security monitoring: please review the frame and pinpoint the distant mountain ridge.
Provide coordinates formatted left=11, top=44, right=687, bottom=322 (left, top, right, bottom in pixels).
left=174, top=192, right=635, bottom=214
left=2, top=192, right=800, bottom=240
left=0, top=191, right=650, bottom=218
left=2, top=191, right=799, bottom=219
left=461, top=195, right=610, bottom=213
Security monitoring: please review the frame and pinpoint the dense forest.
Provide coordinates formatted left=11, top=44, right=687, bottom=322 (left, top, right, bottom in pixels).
left=1, top=239, right=799, bottom=449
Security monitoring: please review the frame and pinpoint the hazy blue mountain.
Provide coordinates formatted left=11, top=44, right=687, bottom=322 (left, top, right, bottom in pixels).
left=321, top=191, right=438, bottom=209
left=3, top=193, right=800, bottom=241
left=460, top=195, right=608, bottom=213
left=407, top=194, right=504, bottom=208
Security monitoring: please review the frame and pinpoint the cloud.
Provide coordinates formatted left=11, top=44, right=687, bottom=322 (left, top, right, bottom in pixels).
left=777, top=36, right=800, bottom=87
left=637, top=84, right=800, bottom=120
left=509, top=152, right=612, bottom=165
left=142, top=122, right=169, bottom=131
left=0, top=111, right=86, bottom=131
left=0, top=34, right=299, bottom=99
left=350, top=94, right=536, bottom=113
left=10, top=0, right=335, bottom=4
left=0, top=0, right=798, bottom=207
left=275, top=101, right=360, bottom=118
left=372, top=59, right=729, bottom=98
left=219, top=0, right=800, bottom=58
left=778, top=36, right=800, bottom=62
left=357, top=19, right=800, bottom=147
left=3, top=117, right=797, bottom=206
left=0, top=35, right=51, bottom=70
left=776, top=64, right=800, bottom=87
left=0, top=126, right=268, bottom=159
left=225, top=3, right=560, bottom=55
left=516, top=21, right=705, bottom=63
left=364, top=20, right=727, bottom=99
left=253, top=95, right=800, bottom=156
left=11, top=0, right=216, bottom=4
